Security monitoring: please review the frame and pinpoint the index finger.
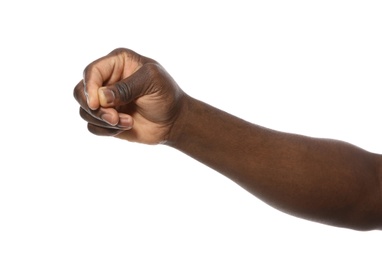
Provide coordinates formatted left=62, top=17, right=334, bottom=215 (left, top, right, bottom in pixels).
left=83, top=54, right=119, bottom=110
left=83, top=48, right=150, bottom=110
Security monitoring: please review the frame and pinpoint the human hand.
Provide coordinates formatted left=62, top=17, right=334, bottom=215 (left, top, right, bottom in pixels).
left=73, top=48, right=186, bottom=144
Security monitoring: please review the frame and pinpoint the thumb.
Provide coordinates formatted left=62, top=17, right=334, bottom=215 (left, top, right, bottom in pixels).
left=98, top=63, right=156, bottom=107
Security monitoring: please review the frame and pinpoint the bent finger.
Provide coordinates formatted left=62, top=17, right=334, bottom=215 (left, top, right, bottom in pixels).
left=83, top=48, right=146, bottom=110
left=80, top=108, right=133, bottom=130
left=87, top=123, right=125, bottom=137
left=98, top=62, right=162, bottom=107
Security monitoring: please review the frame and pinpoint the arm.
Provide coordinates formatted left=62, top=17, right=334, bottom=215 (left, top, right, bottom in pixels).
left=73, top=48, right=382, bottom=231
left=167, top=96, right=382, bottom=231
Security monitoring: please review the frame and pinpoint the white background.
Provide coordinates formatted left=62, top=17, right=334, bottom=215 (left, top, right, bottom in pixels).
left=0, top=1, right=381, bottom=259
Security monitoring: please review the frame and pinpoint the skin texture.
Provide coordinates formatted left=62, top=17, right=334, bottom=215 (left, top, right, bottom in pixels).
left=73, top=48, right=382, bottom=231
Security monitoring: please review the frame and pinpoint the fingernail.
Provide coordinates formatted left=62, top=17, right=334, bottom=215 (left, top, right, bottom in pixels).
left=101, top=88, right=115, bottom=105
left=87, top=96, right=96, bottom=110
left=101, top=114, right=117, bottom=126
left=118, top=116, right=133, bottom=129
left=85, top=92, right=92, bottom=109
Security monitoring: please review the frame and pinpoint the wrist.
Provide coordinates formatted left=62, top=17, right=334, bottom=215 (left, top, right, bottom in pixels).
left=164, top=93, right=194, bottom=146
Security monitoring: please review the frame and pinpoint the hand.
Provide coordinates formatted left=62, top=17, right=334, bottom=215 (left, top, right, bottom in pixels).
left=73, top=48, right=186, bottom=144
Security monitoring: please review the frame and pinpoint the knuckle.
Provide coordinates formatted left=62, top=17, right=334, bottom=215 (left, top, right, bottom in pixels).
left=73, top=85, right=80, bottom=100
left=112, top=47, right=138, bottom=62
left=144, top=63, right=164, bottom=83
left=79, top=107, right=88, bottom=120
left=114, top=81, right=132, bottom=103
left=111, top=47, right=129, bottom=54
left=82, top=63, right=93, bottom=79
left=145, top=62, right=162, bottom=75
left=73, top=82, right=84, bottom=102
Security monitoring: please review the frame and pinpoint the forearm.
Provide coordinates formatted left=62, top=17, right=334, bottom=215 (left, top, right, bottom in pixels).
left=166, top=96, right=382, bottom=230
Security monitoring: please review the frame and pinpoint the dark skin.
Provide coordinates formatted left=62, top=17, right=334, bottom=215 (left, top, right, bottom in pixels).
left=74, top=48, right=382, bottom=231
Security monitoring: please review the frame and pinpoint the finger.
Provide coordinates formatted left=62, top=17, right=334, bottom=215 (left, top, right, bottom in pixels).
left=83, top=48, right=145, bottom=110
left=87, top=123, right=125, bottom=137
left=98, top=63, right=160, bottom=107
left=75, top=80, right=120, bottom=126
left=73, top=80, right=86, bottom=105
left=83, top=54, right=121, bottom=110
left=79, top=108, right=133, bottom=129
